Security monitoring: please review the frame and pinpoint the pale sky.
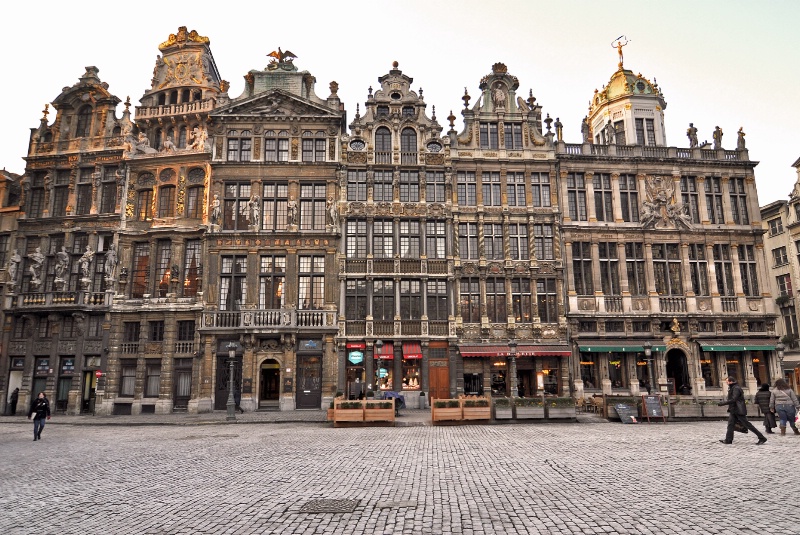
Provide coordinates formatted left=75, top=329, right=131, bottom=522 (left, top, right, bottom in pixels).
left=2, top=0, right=798, bottom=206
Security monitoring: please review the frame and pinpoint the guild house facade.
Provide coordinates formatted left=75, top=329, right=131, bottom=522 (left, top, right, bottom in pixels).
left=0, top=28, right=780, bottom=415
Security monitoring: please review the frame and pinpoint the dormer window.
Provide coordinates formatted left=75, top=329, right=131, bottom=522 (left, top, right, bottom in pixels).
left=390, top=92, right=402, bottom=100
left=377, top=105, right=389, bottom=117
left=479, top=123, right=499, bottom=149
left=635, top=119, right=655, bottom=146
left=75, top=106, right=92, bottom=138
left=402, top=106, right=415, bottom=117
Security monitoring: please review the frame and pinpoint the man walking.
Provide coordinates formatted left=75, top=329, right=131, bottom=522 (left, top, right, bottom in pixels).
left=27, top=392, right=51, bottom=441
left=718, top=376, right=766, bottom=445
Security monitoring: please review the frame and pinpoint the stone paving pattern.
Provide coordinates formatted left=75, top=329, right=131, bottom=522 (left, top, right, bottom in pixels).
left=1, top=411, right=798, bottom=534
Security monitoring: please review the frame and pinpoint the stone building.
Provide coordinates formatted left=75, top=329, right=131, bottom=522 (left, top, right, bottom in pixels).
left=560, top=48, right=779, bottom=399
left=448, top=63, right=570, bottom=399
left=339, top=62, right=449, bottom=406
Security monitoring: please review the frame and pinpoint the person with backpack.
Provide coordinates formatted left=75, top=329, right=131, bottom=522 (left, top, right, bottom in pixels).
left=770, top=378, right=800, bottom=436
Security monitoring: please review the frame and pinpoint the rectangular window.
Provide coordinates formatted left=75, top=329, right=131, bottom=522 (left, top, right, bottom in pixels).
left=373, top=219, right=394, bottom=258
left=593, top=173, right=613, bottom=222
left=261, top=183, right=288, bottom=232
left=567, top=173, right=587, bottom=221
left=372, top=279, right=394, bottom=321
left=458, top=223, right=478, bottom=260
left=572, top=242, right=594, bottom=295
left=777, top=273, right=792, bottom=297
left=100, top=167, right=118, bottom=214
left=598, top=242, right=620, bottom=295
left=399, top=171, right=419, bottom=203
left=345, top=280, right=367, bottom=320
left=76, top=169, right=93, bottom=215
left=137, top=189, right=153, bottom=221
left=531, top=172, right=551, bottom=207
left=511, top=278, right=531, bottom=323
left=347, top=170, right=367, bottom=202
left=504, top=123, right=523, bottom=149
left=346, top=220, right=367, bottom=258
left=688, top=244, right=709, bottom=296
left=0, top=235, right=9, bottom=268
left=506, top=172, right=526, bottom=206
left=219, top=256, right=247, bottom=311
left=149, top=321, right=164, bottom=342
left=426, top=222, right=446, bottom=259
left=738, top=245, right=759, bottom=297
left=456, top=171, right=477, bottom=206
left=259, top=255, right=286, bottom=309
left=532, top=224, right=554, bottom=261
left=769, top=217, right=784, bottom=236
left=400, top=280, right=421, bottom=319
left=625, top=242, right=646, bottom=297
left=124, top=322, right=141, bottom=343
left=773, top=246, right=788, bottom=266
left=27, top=172, right=45, bottom=218
left=483, top=223, right=504, bottom=260
left=460, top=277, right=480, bottom=323
left=265, top=132, right=289, bottom=162
left=145, top=363, right=161, bottom=397
left=614, top=121, right=626, bottom=145
left=373, top=171, right=393, bottom=202
left=426, top=171, right=445, bottom=203
left=646, top=119, right=656, bottom=145
left=185, top=186, right=204, bottom=219
left=120, top=360, right=136, bottom=397
left=131, top=243, right=150, bottom=298
left=509, top=223, right=528, bottom=260
left=223, top=182, right=251, bottom=231
left=399, top=221, right=420, bottom=258
left=481, top=172, right=501, bottom=206
left=155, top=240, right=171, bottom=297
left=729, top=178, right=749, bottom=225
left=300, top=184, right=326, bottom=230
left=479, top=123, right=499, bottom=149
left=713, top=244, right=734, bottom=297
left=177, top=321, right=195, bottom=341
left=158, top=186, right=175, bottom=218
left=485, top=277, right=506, bottom=322
left=653, top=243, right=683, bottom=296
left=705, top=177, right=725, bottom=224
left=183, top=239, right=201, bottom=298
left=680, top=176, right=700, bottom=224
left=52, top=173, right=69, bottom=217
left=298, top=255, right=324, bottom=310
left=618, top=174, right=639, bottom=222
left=426, top=280, right=448, bottom=321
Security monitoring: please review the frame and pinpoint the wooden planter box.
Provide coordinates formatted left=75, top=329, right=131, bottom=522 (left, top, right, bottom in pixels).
left=431, top=404, right=462, bottom=422
left=334, top=409, right=364, bottom=422
left=515, top=407, right=545, bottom=419
left=495, top=407, right=513, bottom=419
left=547, top=406, right=577, bottom=419
left=327, top=408, right=335, bottom=421
left=364, top=400, right=395, bottom=422
left=462, top=406, right=491, bottom=420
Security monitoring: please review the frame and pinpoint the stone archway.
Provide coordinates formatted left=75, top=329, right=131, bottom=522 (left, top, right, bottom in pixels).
left=665, top=348, right=691, bottom=396
left=259, top=358, right=281, bottom=410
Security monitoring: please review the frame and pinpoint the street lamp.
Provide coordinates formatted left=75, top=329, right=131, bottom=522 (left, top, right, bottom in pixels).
left=226, top=342, right=237, bottom=421
left=374, top=339, right=383, bottom=398
left=643, top=341, right=655, bottom=395
left=508, top=340, right=518, bottom=397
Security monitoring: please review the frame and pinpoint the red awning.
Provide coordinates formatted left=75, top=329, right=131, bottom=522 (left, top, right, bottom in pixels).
left=403, top=342, right=423, bottom=359
left=459, top=344, right=571, bottom=357
left=346, top=342, right=366, bottom=349
left=374, top=342, right=394, bottom=359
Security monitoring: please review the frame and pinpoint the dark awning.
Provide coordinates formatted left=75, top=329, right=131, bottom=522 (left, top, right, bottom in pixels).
left=578, top=341, right=666, bottom=353
left=698, top=340, right=777, bottom=352
left=459, top=344, right=571, bottom=357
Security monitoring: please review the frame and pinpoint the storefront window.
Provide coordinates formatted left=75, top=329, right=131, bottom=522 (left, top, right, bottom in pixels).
left=608, top=353, right=626, bottom=389
left=752, top=352, right=768, bottom=386
left=464, top=373, right=483, bottom=395
left=346, top=348, right=365, bottom=399
left=580, top=354, right=598, bottom=389
left=402, top=358, right=420, bottom=390
left=376, top=363, right=392, bottom=391
left=724, top=352, right=743, bottom=382
left=701, top=353, right=719, bottom=387
left=491, top=366, right=506, bottom=395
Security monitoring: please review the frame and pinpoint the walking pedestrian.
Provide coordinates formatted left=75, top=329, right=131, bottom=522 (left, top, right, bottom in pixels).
left=718, top=375, right=767, bottom=445
left=234, top=388, right=244, bottom=414
left=769, top=378, right=800, bottom=436
left=8, top=387, right=19, bottom=415
left=754, top=382, right=776, bottom=434
left=27, top=392, right=51, bottom=441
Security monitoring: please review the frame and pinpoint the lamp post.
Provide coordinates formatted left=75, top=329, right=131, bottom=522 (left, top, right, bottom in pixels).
left=643, top=341, right=655, bottom=395
left=226, top=342, right=237, bottom=421
left=776, top=342, right=785, bottom=382
left=374, top=339, right=383, bottom=398
left=508, top=340, right=518, bottom=397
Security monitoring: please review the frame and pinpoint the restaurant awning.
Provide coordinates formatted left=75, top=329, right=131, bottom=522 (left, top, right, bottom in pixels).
left=698, top=340, right=777, bottom=352
left=402, top=342, right=423, bottom=359
left=374, top=342, right=394, bottom=359
left=459, top=344, right=571, bottom=357
left=578, top=341, right=666, bottom=353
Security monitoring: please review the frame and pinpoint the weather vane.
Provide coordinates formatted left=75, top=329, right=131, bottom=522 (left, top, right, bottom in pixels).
left=611, top=35, right=630, bottom=69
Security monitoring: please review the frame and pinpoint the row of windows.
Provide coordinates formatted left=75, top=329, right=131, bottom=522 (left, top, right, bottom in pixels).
left=122, top=320, right=196, bottom=343
left=130, top=240, right=201, bottom=299
left=12, top=314, right=104, bottom=339
left=571, top=242, right=760, bottom=297
left=119, top=357, right=194, bottom=398
left=347, top=170, right=445, bottom=203
left=594, top=119, right=656, bottom=146
left=136, top=186, right=204, bottom=220
left=226, top=130, right=328, bottom=162
left=17, top=234, right=113, bottom=293
left=219, top=182, right=327, bottom=231
left=455, top=171, right=551, bottom=207
left=27, top=167, right=118, bottom=218
left=218, top=255, right=321, bottom=311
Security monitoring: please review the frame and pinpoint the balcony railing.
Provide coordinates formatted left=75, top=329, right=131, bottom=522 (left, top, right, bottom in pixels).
left=604, top=296, right=623, bottom=313
left=375, top=151, right=392, bottom=164
left=201, top=308, right=335, bottom=330
left=401, top=152, right=417, bottom=165
left=556, top=143, right=749, bottom=162
left=659, top=297, right=687, bottom=313
left=429, top=321, right=449, bottom=336
left=175, top=342, right=195, bottom=355
left=720, top=297, right=738, bottom=313
left=135, top=98, right=216, bottom=120
left=12, top=291, right=111, bottom=308
left=121, top=343, right=140, bottom=354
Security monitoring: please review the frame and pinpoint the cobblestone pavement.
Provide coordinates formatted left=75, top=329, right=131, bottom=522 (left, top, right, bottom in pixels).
left=2, top=414, right=798, bottom=535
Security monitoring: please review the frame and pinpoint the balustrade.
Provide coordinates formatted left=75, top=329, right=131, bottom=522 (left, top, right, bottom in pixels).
left=659, top=297, right=687, bottom=313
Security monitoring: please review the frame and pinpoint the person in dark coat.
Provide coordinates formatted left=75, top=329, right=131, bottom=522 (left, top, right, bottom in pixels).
left=718, top=375, right=766, bottom=445
left=233, top=388, right=244, bottom=414
left=8, top=388, right=19, bottom=415
left=754, top=382, right=776, bottom=434
left=27, top=392, right=51, bottom=441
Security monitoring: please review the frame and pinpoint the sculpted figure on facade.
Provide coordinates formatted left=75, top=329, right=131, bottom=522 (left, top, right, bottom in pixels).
left=162, top=135, right=176, bottom=153
left=210, top=193, right=221, bottom=226
left=287, top=196, right=298, bottom=227
left=736, top=127, right=746, bottom=150
left=492, top=84, right=507, bottom=110
left=554, top=117, right=563, bottom=142
left=28, top=247, right=45, bottom=288
left=54, top=246, right=70, bottom=281
left=581, top=116, right=590, bottom=143
left=686, top=123, right=698, bottom=148
left=7, top=249, right=21, bottom=288
left=189, top=125, right=208, bottom=151
left=248, top=193, right=261, bottom=226
left=641, top=175, right=692, bottom=230
left=105, top=243, right=118, bottom=279
left=79, top=245, right=95, bottom=279
left=712, top=126, right=723, bottom=149
left=326, top=195, right=339, bottom=228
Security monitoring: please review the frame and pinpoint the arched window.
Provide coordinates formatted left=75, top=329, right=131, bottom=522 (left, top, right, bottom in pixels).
left=182, top=89, right=190, bottom=103
left=158, top=93, right=166, bottom=106
left=75, top=106, right=92, bottom=138
left=401, top=128, right=417, bottom=164
left=154, top=128, right=163, bottom=151
left=169, top=91, right=178, bottom=105
left=375, top=127, right=391, bottom=164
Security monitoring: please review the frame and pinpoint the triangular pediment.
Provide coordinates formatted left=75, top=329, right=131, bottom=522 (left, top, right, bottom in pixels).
left=213, top=89, right=340, bottom=119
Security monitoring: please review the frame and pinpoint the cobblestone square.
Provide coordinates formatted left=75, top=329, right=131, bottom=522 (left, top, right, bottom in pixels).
left=1, top=417, right=798, bottom=534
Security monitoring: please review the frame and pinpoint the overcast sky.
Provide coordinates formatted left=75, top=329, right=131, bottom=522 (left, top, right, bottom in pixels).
left=2, top=0, right=797, bottom=206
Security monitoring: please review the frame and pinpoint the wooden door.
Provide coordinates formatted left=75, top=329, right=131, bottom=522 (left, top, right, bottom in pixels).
left=429, top=364, right=450, bottom=400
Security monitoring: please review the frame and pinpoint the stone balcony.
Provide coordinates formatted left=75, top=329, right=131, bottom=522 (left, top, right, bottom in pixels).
left=8, top=290, right=111, bottom=309
left=558, top=142, right=748, bottom=161
left=200, top=308, right=336, bottom=331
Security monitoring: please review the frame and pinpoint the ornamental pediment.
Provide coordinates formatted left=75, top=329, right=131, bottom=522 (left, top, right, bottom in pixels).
left=214, top=90, right=340, bottom=119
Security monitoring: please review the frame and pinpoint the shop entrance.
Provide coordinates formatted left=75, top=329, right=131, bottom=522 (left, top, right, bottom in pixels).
left=666, top=349, right=691, bottom=395
left=214, top=356, right=242, bottom=410
left=81, top=371, right=97, bottom=414
left=296, top=354, right=322, bottom=409
left=6, top=370, right=23, bottom=415
left=429, top=363, right=450, bottom=400
left=260, top=359, right=280, bottom=409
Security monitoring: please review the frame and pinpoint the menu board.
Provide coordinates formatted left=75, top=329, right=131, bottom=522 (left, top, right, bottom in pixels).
left=642, top=395, right=666, bottom=423
left=614, top=403, right=639, bottom=424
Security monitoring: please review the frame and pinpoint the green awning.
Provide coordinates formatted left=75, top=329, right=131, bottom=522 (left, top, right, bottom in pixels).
left=578, top=344, right=666, bottom=353
left=699, top=342, right=776, bottom=352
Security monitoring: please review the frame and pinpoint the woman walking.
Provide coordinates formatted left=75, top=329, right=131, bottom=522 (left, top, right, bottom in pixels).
left=27, top=392, right=51, bottom=441
left=754, top=383, right=776, bottom=434
left=770, top=379, right=800, bottom=436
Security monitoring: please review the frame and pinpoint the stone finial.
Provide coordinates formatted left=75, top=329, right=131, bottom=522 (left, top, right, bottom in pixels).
left=462, top=88, right=470, bottom=109
left=41, top=104, right=49, bottom=120
left=527, top=89, right=536, bottom=109
left=392, top=61, right=399, bottom=69
left=447, top=110, right=456, bottom=129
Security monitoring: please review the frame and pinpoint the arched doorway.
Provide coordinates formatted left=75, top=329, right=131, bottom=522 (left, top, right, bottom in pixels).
left=665, top=349, right=691, bottom=396
left=259, top=359, right=280, bottom=410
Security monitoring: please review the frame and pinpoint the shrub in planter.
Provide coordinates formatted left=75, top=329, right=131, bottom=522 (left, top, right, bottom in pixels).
left=340, top=401, right=363, bottom=409
left=548, top=397, right=575, bottom=408
left=514, top=397, right=544, bottom=407
left=366, top=390, right=375, bottom=398
left=494, top=397, right=511, bottom=408
left=463, top=398, right=489, bottom=407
